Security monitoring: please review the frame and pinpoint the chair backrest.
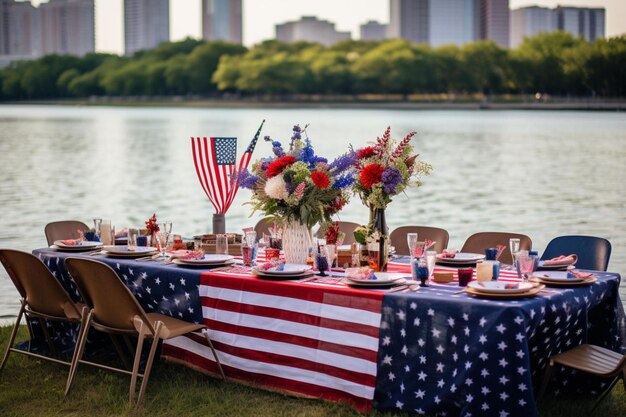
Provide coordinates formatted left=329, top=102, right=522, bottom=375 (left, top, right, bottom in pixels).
left=0, top=249, right=79, bottom=318
left=45, top=220, right=90, bottom=246
left=461, top=232, right=532, bottom=265
left=315, top=221, right=361, bottom=246
left=254, top=217, right=275, bottom=240
left=390, top=226, right=450, bottom=255
left=65, top=258, right=152, bottom=332
left=541, top=235, right=611, bottom=271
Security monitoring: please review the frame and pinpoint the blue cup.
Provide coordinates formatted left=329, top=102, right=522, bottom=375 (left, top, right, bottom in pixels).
left=136, top=235, right=148, bottom=247
left=492, top=261, right=500, bottom=280
left=485, top=248, right=498, bottom=261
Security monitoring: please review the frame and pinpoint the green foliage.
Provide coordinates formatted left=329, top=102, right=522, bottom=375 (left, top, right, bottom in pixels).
left=0, top=34, right=625, bottom=101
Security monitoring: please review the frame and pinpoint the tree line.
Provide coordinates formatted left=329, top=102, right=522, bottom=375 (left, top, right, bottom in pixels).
left=1, top=32, right=624, bottom=100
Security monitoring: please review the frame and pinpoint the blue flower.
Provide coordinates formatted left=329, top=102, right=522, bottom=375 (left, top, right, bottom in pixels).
left=271, top=141, right=285, bottom=157
left=333, top=174, right=355, bottom=189
left=329, top=153, right=356, bottom=173
left=263, top=135, right=272, bottom=142
left=238, top=169, right=258, bottom=189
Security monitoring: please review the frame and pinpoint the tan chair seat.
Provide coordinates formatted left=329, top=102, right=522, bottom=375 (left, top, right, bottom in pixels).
left=552, top=344, right=625, bottom=377
left=145, top=313, right=205, bottom=338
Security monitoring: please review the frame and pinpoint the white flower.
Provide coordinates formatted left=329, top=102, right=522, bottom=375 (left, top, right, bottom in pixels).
left=264, top=175, right=289, bottom=200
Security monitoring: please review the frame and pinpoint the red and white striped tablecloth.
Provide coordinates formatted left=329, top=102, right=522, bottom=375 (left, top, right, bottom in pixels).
left=162, top=269, right=384, bottom=412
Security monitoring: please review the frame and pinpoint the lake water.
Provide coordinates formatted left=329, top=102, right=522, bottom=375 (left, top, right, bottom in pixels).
left=0, top=105, right=624, bottom=320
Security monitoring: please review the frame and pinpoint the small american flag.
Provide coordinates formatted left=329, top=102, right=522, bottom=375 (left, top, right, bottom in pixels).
left=191, top=121, right=264, bottom=215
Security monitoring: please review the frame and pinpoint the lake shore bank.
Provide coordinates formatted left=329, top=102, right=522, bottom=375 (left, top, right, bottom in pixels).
left=2, top=97, right=625, bottom=111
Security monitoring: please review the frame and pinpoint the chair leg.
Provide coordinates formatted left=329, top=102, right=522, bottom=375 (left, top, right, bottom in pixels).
left=65, top=311, right=92, bottom=398
left=202, top=328, right=225, bottom=380
left=0, top=302, right=25, bottom=371
left=136, top=322, right=163, bottom=408
left=591, top=376, right=620, bottom=413
left=537, top=361, right=553, bottom=401
left=129, top=321, right=147, bottom=404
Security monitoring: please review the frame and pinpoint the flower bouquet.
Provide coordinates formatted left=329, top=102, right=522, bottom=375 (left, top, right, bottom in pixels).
left=353, top=126, right=431, bottom=270
left=239, top=125, right=355, bottom=263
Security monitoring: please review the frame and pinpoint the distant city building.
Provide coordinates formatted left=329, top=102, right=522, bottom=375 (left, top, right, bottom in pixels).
left=275, top=16, right=351, bottom=46
left=388, top=0, right=509, bottom=47
left=124, top=0, right=170, bottom=56
left=39, top=0, right=95, bottom=56
left=360, top=20, right=388, bottom=41
left=510, top=5, right=605, bottom=48
left=0, top=0, right=94, bottom=67
left=202, top=0, right=242, bottom=44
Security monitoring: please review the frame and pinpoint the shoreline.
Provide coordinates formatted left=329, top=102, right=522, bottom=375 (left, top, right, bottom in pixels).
left=1, top=98, right=625, bottom=111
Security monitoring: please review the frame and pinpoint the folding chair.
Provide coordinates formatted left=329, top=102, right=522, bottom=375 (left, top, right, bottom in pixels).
left=541, top=235, right=611, bottom=271
left=64, top=257, right=225, bottom=407
left=45, top=220, right=90, bottom=246
left=461, top=231, right=532, bottom=265
left=390, top=226, right=450, bottom=255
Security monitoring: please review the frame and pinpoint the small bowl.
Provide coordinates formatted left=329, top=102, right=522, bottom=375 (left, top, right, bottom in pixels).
left=433, top=271, right=454, bottom=283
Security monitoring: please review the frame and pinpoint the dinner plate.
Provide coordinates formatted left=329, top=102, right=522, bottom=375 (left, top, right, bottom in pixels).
left=465, top=284, right=544, bottom=299
left=253, top=270, right=315, bottom=280
left=467, top=281, right=536, bottom=294
left=530, top=276, right=597, bottom=287
left=52, top=240, right=103, bottom=251
left=346, top=272, right=407, bottom=286
left=102, top=246, right=158, bottom=257
left=529, top=271, right=585, bottom=282
left=436, top=253, right=485, bottom=265
left=172, top=259, right=235, bottom=268
left=253, top=264, right=312, bottom=276
left=537, top=260, right=576, bottom=271
left=174, top=254, right=235, bottom=265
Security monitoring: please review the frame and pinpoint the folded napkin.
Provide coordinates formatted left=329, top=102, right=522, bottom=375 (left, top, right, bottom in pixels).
left=167, top=250, right=204, bottom=260
left=439, top=249, right=457, bottom=259
left=345, top=267, right=373, bottom=280
left=543, top=254, right=578, bottom=266
left=60, top=238, right=82, bottom=246
left=567, top=270, right=594, bottom=279
left=256, top=260, right=286, bottom=272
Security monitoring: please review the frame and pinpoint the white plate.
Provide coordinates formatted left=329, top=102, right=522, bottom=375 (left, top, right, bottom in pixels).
left=52, top=240, right=103, bottom=251
left=468, top=281, right=536, bottom=294
left=173, top=259, right=235, bottom=267
left=102, top=246, right=158, bottom=257
left=436, top=253, right=485, bottom=264
left=253, top=264, right=312, bottom=276
left=346, top=272, right=407, bottom=285
left=174, top=254, right=235, bottom=265
left=253, top=270, right=315, bottom=279
left=529, top=271, right=586, bottom=283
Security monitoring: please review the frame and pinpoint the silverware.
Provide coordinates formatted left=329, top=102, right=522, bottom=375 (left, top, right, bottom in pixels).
left=453, top=289, right=466, bottom=294
left=387, top=285, right=409, bottom=293
left=87, top=250, right=104, bottom=256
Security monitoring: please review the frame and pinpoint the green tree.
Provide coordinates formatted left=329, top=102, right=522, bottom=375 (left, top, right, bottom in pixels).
left=584, top=36, right=626, bottom=96
left=459, top=41, right=509, bottom=94
left=186, top=41, right=247, bottom=94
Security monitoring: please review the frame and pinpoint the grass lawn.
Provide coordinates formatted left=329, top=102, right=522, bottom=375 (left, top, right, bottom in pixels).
left=0, top=326, right=624, bottom=417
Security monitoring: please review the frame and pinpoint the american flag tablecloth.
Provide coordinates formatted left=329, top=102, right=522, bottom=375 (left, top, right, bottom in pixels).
left=162, top=270, right=385, bottom=412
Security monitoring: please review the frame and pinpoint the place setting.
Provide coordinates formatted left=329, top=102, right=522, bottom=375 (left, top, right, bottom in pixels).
left=463, top=280, right=545, bottom=299
left=51, top=239, right=103, bottom=252
left=252, top=262, right=314, bottom=280
left=529, top=270, right=597, bottom=287
left=435, top=249, right=485, bottom=266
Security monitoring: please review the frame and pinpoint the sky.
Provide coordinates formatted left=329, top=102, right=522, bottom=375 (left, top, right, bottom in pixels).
left=31, top=0, right=626, bottom=54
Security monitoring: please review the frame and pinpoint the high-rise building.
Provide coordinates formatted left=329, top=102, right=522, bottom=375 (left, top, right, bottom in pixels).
left=360, top=20, right=388, bottom=41
left=510, top=6, right=557, bottom=48
left=555, top=6, right=605, bottom=43
left=39, top=0, right=94, bottom=56
left=201, top=0, right=242, bottom=44
left=389, top=0, right=508, bottom=47
left=275, top=16, right=351, bottom=46
left=510, top=6, right=605, bottom=48
left=480, top=0, right=509, bottom=48
left=124, top=0, right=170, bottom=56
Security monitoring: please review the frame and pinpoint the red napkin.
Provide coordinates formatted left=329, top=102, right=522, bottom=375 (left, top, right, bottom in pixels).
left=568, top=270, right=594, bottom=279
left=543, top=254, right=578, bottom=266
left=167, top=250, right=204, bottom=260
left=60, top=238, right=81, bottom=246
left=439, top=249, right=457, bottom=259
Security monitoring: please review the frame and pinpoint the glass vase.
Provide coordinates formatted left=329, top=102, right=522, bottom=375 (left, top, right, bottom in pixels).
left=282, top=220, right=312, bottom=265
left=370, top=206, right=389, bottom=271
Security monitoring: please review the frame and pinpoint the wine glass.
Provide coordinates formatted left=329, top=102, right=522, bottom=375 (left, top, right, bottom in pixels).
left=156, top=230, right=168, bottom=257
left=425, top=250, right=437, bottom=279
left=509, top=238, right=521, bottom=270
left=407, top=233, right=418, bottom=260
left=325, top=244, right=337, bottom=269
left=161, top=221, right=172, bottom=239
left=93, top=218, right=102, bottom=240
left=515, top=252, right=535, bottom=282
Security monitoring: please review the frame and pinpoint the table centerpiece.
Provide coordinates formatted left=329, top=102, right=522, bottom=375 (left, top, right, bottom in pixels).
left=353, top=126, right=431, bottom=271
left=239, top=125, right=356, bottom=264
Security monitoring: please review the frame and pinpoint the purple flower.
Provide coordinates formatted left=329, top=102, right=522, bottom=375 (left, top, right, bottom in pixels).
left=329, top=153, right=356, bottom=173
left=381, top=167, right=402, bottom=194
left=263, top=135, right=272, bottom=142
left=272, top=141, right=285, bottom=157
left=238, top=169, right=258, bottom=189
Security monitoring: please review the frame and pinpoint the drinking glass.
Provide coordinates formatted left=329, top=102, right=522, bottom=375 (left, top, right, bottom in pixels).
left=315, top=251, right=329, bottom=276
left=127, top=228, right=139, bottom=251
left=216, top=234, right=228, bottom=255
left=245, top=231, right=257, bottom=247
left=457, top=268, right=474, bottom=287
left=368, top=245, right=380, bottom=272
left=509, top=238, right=521, bottom=269
left=156, top=230, right=168, bottom=257
left=425, top=250, right=437, bottom=278
left=325, top=244, right=337, bottom=269
left=407, top=233, right=418, bottom=259
left=100, top=220, right=112, bottom=245
left=161, top=221, right=173, bottom=241
left=515, top=252, right=535, bottom=282
left=242, top=242, right=258, bottom=266
left=93, top=218, right=102, bottom=239
left=476, top=261, right=493, bottom=282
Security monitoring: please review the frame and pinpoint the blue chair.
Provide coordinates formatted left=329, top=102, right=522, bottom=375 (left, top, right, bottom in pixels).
left=540, top=235, right=612, bottom=271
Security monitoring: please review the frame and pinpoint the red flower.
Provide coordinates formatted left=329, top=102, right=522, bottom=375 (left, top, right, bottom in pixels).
left=311, top=171, right=330, bottom=189
left=266, top=155, right=296, bottom=178
left=325, top=222, right=340, bottom=244
left=357, top=146, right=376, bottom=159
left=360, top=164, right=385, bottom=189
left=145, top=213, right=159, bottom=234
